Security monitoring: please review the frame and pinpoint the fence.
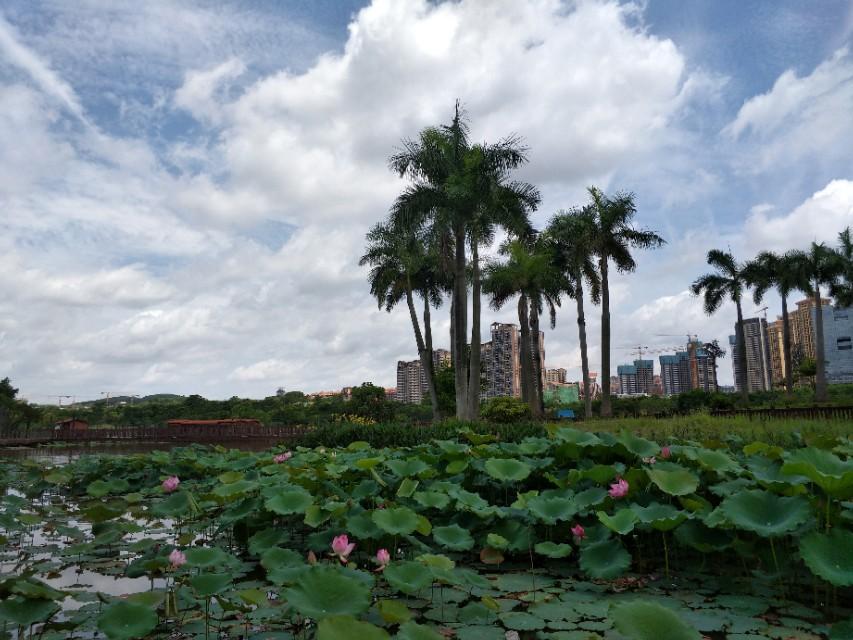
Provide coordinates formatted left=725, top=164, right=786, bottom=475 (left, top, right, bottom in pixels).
left=0, top=423, right=313, bottom=446
left=709, top=405, right=853, bottom=421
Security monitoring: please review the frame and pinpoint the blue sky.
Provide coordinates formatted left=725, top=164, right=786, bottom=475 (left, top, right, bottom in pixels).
left=1, top=0, right=852, bottom=401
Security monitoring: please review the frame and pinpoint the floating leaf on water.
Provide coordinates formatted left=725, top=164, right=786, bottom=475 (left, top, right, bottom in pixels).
left=395, top=621, right=444, bottom=640
left=376, top=598, right=411, bottom=624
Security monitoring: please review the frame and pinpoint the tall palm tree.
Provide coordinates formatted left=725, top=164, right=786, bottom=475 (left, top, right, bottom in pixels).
left=389, top=103, right=538, bottom=420
left=830, top=227, right=853, bottom=307
left=545, top=207, right=600, bottom=418
left=691, top=250, right=749, bottom=402
left=587, top=187, right=665, bottom=417
left=482, top=237, right=563, bottom=418
left=742, top=251, right=808, bottom=396
left=790, top=242, right=842, bottom=402
left=360, top=222, right=443, bottom=420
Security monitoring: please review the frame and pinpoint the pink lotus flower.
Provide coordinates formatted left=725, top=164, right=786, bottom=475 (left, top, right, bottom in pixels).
left=162, top=476, right=180, bottom=493
left=571, top=524, right=586, bottom=545
left=642, top=456, right=657, bottom=465
left=331, top=534, right=355, bottom=562
left=661, top=446, right=672, bottom=459
left=375, top=548, right=391, bottom=568
left=168, top=549, right=186, bottom=569
left=608, top=477, right=629, bottom=499
left=274, top=452, right=292, bottom=464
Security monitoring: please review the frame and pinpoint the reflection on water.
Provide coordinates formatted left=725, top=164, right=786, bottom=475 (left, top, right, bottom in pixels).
left=0, top=440, right=275, bottom=465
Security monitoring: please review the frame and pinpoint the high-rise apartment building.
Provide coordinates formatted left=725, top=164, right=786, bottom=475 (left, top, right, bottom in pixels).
left=395, top=349, right=451, bottom=404
left=480, top=322, right=545, bottom=399
left=616, top=359, right=653, bottom=396
left=818, top=305, right=853, bottom=383
left=546, top=368, right=567, bottom=384
left=730, top=318, right=772, bottom=393
left=767, top=318, right=785, bottom=386
left=658, top=340, right=718, bottom=396
left=788, top=298, right=832, bottom=362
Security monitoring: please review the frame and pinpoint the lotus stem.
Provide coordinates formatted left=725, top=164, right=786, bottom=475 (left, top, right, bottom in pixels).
left=662, top=531, right=669, bottom=580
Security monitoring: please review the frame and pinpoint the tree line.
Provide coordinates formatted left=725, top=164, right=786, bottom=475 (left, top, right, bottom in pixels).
left=692, top=229, right=853, bottom=403
left=360, top=103, right=665, bottom=422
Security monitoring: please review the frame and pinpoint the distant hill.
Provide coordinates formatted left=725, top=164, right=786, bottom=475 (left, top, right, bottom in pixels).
left=70, top=394, right=185, bottom=408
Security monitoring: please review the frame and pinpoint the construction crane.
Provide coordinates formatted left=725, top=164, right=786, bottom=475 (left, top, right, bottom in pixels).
left=48, top=395, right=72, bottom=408
left=654, top=332, right=699, bottom=345
left=755, top=306, right=768, bottom=321
left=616, top=344, right=650, bottom=360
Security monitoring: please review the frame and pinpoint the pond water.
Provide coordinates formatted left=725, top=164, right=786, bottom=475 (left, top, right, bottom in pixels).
left=0, top=440, right=274, bottom=465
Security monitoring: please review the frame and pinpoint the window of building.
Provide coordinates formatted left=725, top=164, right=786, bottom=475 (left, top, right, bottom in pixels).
left=837, top=337, right=852, bottom=351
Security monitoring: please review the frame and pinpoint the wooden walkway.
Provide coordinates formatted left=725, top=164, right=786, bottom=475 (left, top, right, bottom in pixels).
left=0, top=423, right=312, bottom=447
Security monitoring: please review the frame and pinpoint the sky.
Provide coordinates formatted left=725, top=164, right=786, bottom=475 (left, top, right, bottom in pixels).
left=2, top=0, right=853, bottom=402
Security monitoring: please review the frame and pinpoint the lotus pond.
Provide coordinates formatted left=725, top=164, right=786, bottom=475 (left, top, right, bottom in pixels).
left=1, top=426, right=852, bottom=640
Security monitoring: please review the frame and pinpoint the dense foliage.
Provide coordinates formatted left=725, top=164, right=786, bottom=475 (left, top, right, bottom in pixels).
left=1, top=425, right=852, bottom=638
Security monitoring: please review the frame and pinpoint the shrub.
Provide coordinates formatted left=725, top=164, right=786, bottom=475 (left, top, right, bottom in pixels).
left=480, top=397, right=532, bottom=423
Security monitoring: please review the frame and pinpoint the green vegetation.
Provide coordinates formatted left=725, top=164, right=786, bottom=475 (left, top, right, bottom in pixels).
left=1, top=424, right=851, bottom=638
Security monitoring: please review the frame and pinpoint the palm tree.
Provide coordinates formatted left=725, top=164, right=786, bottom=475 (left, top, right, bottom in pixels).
left=790, top=242, right=842, bottom=402
left=830, top=227, right=853, bottom=307
left=587, top=187, right=665, bottom=417
left=389, top=103, right=538, bottom=420
left=545, top=207, right=600, bottom=418
left=691, top=250, right=749, bottom=402
left=360, top=222, right=443, bottom=420
left=482, top=237, right=563, bottom=418
left=742, top=251, right=808, bottom=396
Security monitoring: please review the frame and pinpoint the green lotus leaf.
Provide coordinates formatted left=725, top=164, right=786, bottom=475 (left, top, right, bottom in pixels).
left=0, top=596, right=60, bottom=627
left=376, top=598, right=411, bottom=624
left=217, top=470, right=244, bottom=483
left=611, top=600, right=701, bottom=640
left=248, top=528, right=288, bottom=555
left=553, top=427, right=601, bottom=447
left=284, top=566, right=371, bottom=619
left=782, top=448, right=853, bottom=496
left=373, top=506, right=419, bottom=535
left=87, top=479, right=129, bottom=497
left=260, top=547, right=306, bottom=585
left=500, top=611, right=546, bottom=630
left=533, top=541, right=573, bottom=558
left=646, top=465, right=700, bottom=496
left=316, top=615, right=390, bottom=640
left=151, top=491, right=191, bottom=518
left=185, top=546, right=229, bottom=568
left=413, top=491, right=450, bottom=509
left=574, top=487, right=608, bottom=510
left=674, top=520, right=733, bottom=552
left=83, top=502, right=126, bottom=522
left=720, top=490, right=811, bottom=537
left=383, top=560, right=433, bottom=595
left=830, top=619, right=853, bottom=640
left=9, top=577, right=66, bottom=601
left=386, top=458, right=429, bottom=477
left=527, top=494, right=576, bottom=524
left=396, top=620, right=444, bottom=640
left=800, top=529, right=853, bottom=586
left=597, top=508, right=638, bottom=535
left=213, top=479, right=258, bottom=498
left=96, top=601, right=158, bottom=639
left=446, top=459, right=469, bottom=474
left=490, top=519, right=533, bottom=552
left=189, top=573, right=231, bottom=597
left=433, top=524, right=475, bottom=551
left=618, top=431, right=659, bottom=458
left=397, top=477, right=419, bottom=498
left=579, top=539, right=631, bottom=579
left=264, top=487, right=313, bottom=515
left=452, top=489, right=492, bottom=514
left=347, top=511, right=383, bottom=539
left=484, top=458, right=531, bottom=482
left=631, top=503, right=688, bottom=532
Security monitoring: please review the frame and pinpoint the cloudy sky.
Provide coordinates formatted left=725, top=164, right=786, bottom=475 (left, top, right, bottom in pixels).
left=2, top=0, right=853, bottom=402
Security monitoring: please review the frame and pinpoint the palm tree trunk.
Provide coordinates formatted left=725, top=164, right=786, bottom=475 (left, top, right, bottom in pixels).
left=814, top=284, right=828, bottom=402
left=599, top=256, right=612, bottom=417
left=449, top=295, right=455, bottom=365
left=518, top=294, right=532, bottom=405
left=781, top=294, right=794, bottom=396
left=422, top=296, right=441, bottom=421
left=529, top=300, right=544, bottom=419
left=404, top=286, right=436, bottom=417
left=735, top=299, right=749, bottom=402
left=575, top=278, right=593, bottom=419
left=467, top=243, right=482, bottom=420
left=453, top=225, right=469, bottom=420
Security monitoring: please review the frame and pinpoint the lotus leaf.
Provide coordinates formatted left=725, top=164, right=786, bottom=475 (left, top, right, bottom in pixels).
left=597, top=508, right=638, bottom=534
left=96, top=601, right=158, bottom=640
left=580, top=539, right=631, bottom=579
left=316, top=615, right=390, bottom=640
left=0, top=596, right=60, bottom=627
left=433, top=524, right=475, bottom=551
left=720, top=490, right=811, bottom=537
left=533, top=541, right=573, bottom=558
left=396, top=621, right=444, bottom=640
left=631, top=503, right=689, bottom=531
left=800, top=529, right=853, bottom=586
left=189, top=573, right=231, bottom=597
left=185, top=546, right=229, bottom=568
left=284, top=566, right=371, bottom=619
left=782, top=447, right=853, bottom=496
left=484, top=458, right=532, bottom=482
left=618, top=431, right=659, bottom=458
left=373, top=506, right=419, bottom=535
left=386, top=458, right=429, bottom=477
left=611, top=600, right=701, bottom=640
left=413, top=491, right=450, bottom=509
left=383, top=561, right=433, bottom=595
left=646, top=465, right=700, bottom=496
left=264, top=487, right=313, bottom=515
left=528, top=494, right=576, bottom=524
